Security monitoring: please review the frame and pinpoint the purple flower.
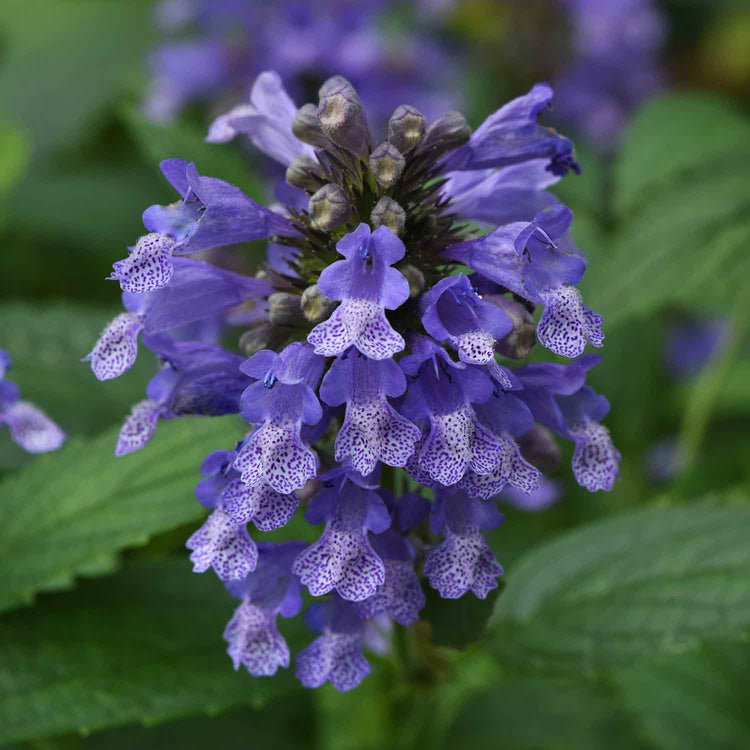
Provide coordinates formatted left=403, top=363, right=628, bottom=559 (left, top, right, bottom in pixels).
left=424, top=490, right=504, bottom=599
left=357, top=527, right=425, bottom=626
left=442, top=83, right=579, bottom=176
left=115, top=334, right=249, bottom=456
left=319, top=351, right=420, bottom=475
left=207, top=71, right=316, bottom=166
left=145, top=0, right=461, bottom=126
left=186, top=507, right=258, bottom=582
left=86, top=257, right=271, bottom=382
left=233, top=342, right=324, bottom=494
left=0, top=398, right=66, bottom=454
left=400, top=336, right=503, bottom=487
left=515, top=355, right=620, bottom=491
left=108, top=233, right=176, bottom=294
left=296, top=596, right=371, bottom=692
left=307, top=224, right=410, bottom=360
left=445, top=205, right=603, bottom=358
left=665, top=317, right=730, bottom=379
left=142, top=159, right=298, bottom=256
left=292, top=471, right=390, bottom=601
left=421, top=274, right=513, bottom=365
left=554, top=0, right=665, bottom=148
left=224, top=541, right=305, bottom=676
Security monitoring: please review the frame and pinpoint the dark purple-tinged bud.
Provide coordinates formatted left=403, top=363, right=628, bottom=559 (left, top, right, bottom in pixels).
left=292, top=103, right=330, bottom=149
left=517, top=425, right=561, bottom=474
left=369, top=142, right=405, bottom=189
left=317, top=76, right=370, bottom=159
left=308, top=184, right=351, bottom=231
left=239, top=323, right=289, bottom=356
left=399, top=264, right=426, bottom=298
left=388, top=105, right=427, bottom=153
left=370, top=196, right=406, bottom=235
left=268, top=292, right=305, bottom=326
left=484, top=294, right=536, bottom=359
left=417, top=111, right=471, bottom=158
left=286, top=154, right=326, bottom=193
left=301, top=284, right=338, bottom=323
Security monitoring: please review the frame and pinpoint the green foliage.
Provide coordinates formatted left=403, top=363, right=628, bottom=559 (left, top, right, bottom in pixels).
left=579, top=94, right=750, bottom=328
left=444, top=676, right=650, bottom=750
left=121, top=107, right=266, bottom=202
left=491, top=504, right=750, bottom=671
left=0, top=417, right=238, bottom=613
left=615, top=94, right=750, bottom=216
left=421, top=583, right=503, bottom=649
left=0, top=0, right=154, bottom=156
left=0, top=561, right=307, bottom=745
left=610, top=642, right=750, bottom=750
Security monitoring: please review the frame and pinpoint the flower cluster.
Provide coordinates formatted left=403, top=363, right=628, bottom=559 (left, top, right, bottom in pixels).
left=88, top=71, right=619, bottom=691
left=145, top=0, right=458, bottom=125
left=553, top=0, right=665, bottom=148
left=1, top=350, right=66, bottom=454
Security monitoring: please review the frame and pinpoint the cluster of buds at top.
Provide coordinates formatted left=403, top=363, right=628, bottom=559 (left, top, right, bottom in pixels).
left=87, top=70, right=617, bottom=692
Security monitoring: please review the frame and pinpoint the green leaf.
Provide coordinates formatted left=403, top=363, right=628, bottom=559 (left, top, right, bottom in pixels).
left=616, top=93, right=750, bottom=216
left=0, top=0, right=154, bottom=155
left=0, top=302, right=155, bottom=439
left=443, top=676, right=650, bottom=750
left=0, top=561, right=307, bottom=744
left=0, top=416, right=238, bottom=613
left=421, top=583, right=503, bottom=650
left=491, top=504, right=750, bottom=672
left=582, top=172, right=750, bottom=328
left=611, top=642, right=750, bottom=750
left=121, top=106, right=266, bottom=202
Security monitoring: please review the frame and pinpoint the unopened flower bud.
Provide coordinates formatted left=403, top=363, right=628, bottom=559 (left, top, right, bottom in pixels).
left=286, top=154, right=326, bottom=193
left=484, top=294, right=536, bottom=359
left=516, top=425, right=561, bottom=474
left=417, top=111, right=471, bottom=158
left=317, top=76, right=370, bottom=159
left=399, top=264, right=425, bottom=298
left=388, top=105, right=427, bottom=153
left=292, top=103, right=330, bottom=149
left=301, top=284, right=338, bottom=323
left=370, top=196, right=406, bottom=235
left=268, top=292, right=305, bottom=326
left=369, top=142, right=405, bottom=189
left=308, top=184, right=351, bottom=231
left=239, top=323, right=288, bottom=356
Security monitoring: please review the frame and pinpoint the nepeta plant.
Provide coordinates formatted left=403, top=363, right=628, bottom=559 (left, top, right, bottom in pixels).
left=0, top=350, right=65, bottom=453
left=87, top=71, right=619, bottom=691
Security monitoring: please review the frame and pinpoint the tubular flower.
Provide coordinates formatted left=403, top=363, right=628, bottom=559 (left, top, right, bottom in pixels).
left=88, top=72, right=618, bottom=691
left=1, top=350, right=65, bottom=454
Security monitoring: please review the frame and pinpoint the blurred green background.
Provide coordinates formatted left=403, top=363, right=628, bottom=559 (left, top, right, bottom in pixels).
left=1, top=1, right=750, bottom=748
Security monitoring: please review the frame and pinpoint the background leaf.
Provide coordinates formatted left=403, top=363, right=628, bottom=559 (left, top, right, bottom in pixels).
left=0, top=561, right=308, bottom=744
left=610, top=641, right=750, bottom=750
left=421, top=583, right=503, bottom=650
left=121, top=107, right=266, bottom=202
left=490, top=504, right=750, bottom=671
left=443, top=676, right=650, bottom=750
left=0, top=416, right=238, bottom=613
left=615, top=93, right=750, bottom=216
left=0, top=0, right=153, bottom=156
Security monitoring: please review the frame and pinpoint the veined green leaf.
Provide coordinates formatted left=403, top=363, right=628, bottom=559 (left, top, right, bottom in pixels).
left=491, top=504, right=750, bottom=671
left=0, top=561, right=307, bottom=744
left=0, top=417, right=239, bottom=613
